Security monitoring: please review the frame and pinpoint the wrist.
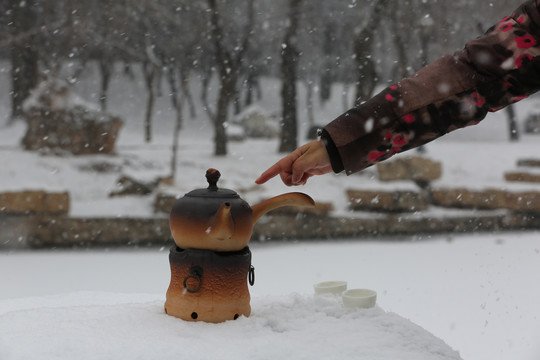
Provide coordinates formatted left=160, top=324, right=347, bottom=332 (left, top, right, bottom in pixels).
left=318, top=128, right=344, bottom=173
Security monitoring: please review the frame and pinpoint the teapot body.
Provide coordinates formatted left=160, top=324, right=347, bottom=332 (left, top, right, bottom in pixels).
left=169, top=195, right=254, bottom=251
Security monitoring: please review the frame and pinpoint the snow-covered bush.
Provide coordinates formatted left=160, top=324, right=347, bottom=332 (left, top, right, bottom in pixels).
left=231, top=105, right=279, bottom=139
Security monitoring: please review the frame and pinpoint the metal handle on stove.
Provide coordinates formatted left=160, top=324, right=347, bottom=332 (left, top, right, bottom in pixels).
left=183, top=265, right=203, bottom=293
left=249, top=265, right=255, bottom=286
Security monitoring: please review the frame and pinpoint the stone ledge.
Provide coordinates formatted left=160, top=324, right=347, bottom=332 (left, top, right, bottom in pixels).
left=347, top=190, right=428, bottom=212
left=2, top=211, right=539, bottom=249
left=504, top=172, right=540, bottom=183
left=376, top=156, right=442, bottom=182
left=0, top=191, right=70, bottom=215
left=517, top=159, right=540, bottom=167
left=253, top=213, right=540, bottom=240
left=0, top=216, right=170, bottom=248
left=431, top=188, right=540, bottom=212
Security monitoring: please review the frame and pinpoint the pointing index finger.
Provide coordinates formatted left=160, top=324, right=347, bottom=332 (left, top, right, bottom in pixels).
left=255, top=155, right=295, bottom=185
left=255, top=165, right=279, bottom=184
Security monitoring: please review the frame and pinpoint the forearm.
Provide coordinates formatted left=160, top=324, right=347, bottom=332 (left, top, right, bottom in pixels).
left=323, top=0, right=540, bottom=175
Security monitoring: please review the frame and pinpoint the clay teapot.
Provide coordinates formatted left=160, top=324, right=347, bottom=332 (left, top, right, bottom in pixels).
left=169, top=168, right=314, bottom=251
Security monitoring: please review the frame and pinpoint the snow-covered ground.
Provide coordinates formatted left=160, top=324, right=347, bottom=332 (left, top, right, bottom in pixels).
left=1, top=63, right=540, bottom=359
left=1, top=233, right=540, bottom=360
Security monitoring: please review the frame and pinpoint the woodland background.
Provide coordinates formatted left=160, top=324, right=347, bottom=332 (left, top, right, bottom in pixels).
left=1, top=0, right=524, bottom=156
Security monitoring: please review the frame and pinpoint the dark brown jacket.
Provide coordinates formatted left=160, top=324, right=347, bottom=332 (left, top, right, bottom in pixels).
left=322, top=0, right=540, bottom=175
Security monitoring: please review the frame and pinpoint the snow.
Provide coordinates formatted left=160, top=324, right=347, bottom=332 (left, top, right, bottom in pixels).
left=1, top=234, right=540, bottom=360
left=22, top=78, right=101, bottom=114
left=0, top=293, right=460, bottom=360
left=1, top=63, right=540, bottom=359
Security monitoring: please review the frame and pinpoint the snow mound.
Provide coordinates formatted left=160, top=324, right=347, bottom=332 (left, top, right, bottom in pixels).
left=0, top=292, right=461, bottom=360
left=22, top=78, right=101, bottom=114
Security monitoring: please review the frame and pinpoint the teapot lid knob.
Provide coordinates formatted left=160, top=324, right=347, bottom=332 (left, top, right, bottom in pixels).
left=206, top=168, right=220, bottom=190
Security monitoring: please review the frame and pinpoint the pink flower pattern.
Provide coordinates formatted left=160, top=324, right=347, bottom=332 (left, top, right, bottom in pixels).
left=515, top=34, right=535, bottom=49
left=467, top=92, right=485, bottom=108
left=402, top=114, right=415, bottom=123
left=499, top=22, right=513, bottom=32
left=515, top=53, right=533, bottom=68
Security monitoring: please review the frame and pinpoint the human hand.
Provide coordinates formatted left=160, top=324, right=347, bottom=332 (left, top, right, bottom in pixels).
left=255, top=139, right=332, bottom=186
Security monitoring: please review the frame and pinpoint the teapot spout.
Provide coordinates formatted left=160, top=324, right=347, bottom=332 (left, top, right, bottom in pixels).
left=207, top=202, right=234, bottom=241
left=251, top=192, right=315, bottom=223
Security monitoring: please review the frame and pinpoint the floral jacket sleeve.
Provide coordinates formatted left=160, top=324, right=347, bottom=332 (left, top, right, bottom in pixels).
left=322, top=0, right=540, bottom=175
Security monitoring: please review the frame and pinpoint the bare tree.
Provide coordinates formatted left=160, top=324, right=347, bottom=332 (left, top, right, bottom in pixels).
left=353, top=0, right=390, bottom=104
left=205, top=0, right=255, bottom=156
left=142, top=60, right=159, bottom=143
left=506, top=105, right=519, bottom=141
left=8, top=0, right=40, bottom=121
left=160, top=1, right=203, bottom=182
left=319, top=24, right=335, bottom=104
left=279, top=0, right=303, bottom=153
left=92, top=0, right=120, bottom=112
left=389, top=1, right=413, bottom=80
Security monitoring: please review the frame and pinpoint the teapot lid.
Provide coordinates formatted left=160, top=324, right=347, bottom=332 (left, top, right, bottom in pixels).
left=185, top=168, right=239, bottom=198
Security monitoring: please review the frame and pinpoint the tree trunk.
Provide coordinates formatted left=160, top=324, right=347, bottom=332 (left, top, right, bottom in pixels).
left=354, top=37, right=377, bottom=105
left=389, top=1, right=409, bottom=80
left=353, top=0, right=390, bottom=104
left=280, top=49, right=298, bottom=153
left=342, top=83, right=350, bottom=112
left=305, top=80, right=315, bottom=127
left=168, top=66, right=184, bottom=181
left=506, top=105, right=519, bottom=142
left=8, top=0, right=39, bottom=121
left=207, top=0, right=255, bottom=156
left=99, top=58, right=111, bottom=112
left=233, top=87, right=242, bottom=115
left=179, top=67, right=196, bottom=119
left=214, top=84, right=230, bottom=156
left=279, top=0, right=302, bottom=153
left=418, top=1, right=434, bottom=69
left=143, top=62, right=156, bottom=143
left=245, top=66, right=258, bottom=106
left=319, top=25, right=334, bottom=104
left=200, top=68, right=211, bottom=116
left=214, top=77, right=235, bottom=156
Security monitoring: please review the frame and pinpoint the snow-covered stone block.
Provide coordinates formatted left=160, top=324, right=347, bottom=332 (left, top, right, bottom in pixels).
left=0, top=190, right=69, bottom=215
left=376, top=156, right=442, bottom=182
left=347, top=190, right=428, bottom=212
left=21, top=79, right=123, bottom=155
left=154, top=193, right=177, bottom=214
left=505, top=171, right=540, bottom=183
left=431, top=188, right=540, bottom=212
left=517, top=158, right=540, bottom=167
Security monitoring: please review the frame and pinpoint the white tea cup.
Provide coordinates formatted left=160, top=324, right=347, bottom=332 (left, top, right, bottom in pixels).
left=342, top=289, right=377, bottom=309
left=313, top=281, right=347, bottom=296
